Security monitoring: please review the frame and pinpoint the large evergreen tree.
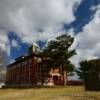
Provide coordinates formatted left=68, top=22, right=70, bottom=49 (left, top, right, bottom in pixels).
left=76, top=59, right=100, bottom=79
left=43, top=34, right=76, bottom=86
left=76, top=60, right=88, bottom=79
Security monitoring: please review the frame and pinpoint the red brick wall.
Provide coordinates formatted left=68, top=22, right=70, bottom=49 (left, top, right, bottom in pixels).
left=6, top=55, right=64, bottom=85
left=6, top=56, right=37, bottom=84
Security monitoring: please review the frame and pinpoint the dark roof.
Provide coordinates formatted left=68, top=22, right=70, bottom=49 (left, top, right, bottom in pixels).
left=89, top=59, right=100, bottom=63
left=7, top=53, right=42, bottom=68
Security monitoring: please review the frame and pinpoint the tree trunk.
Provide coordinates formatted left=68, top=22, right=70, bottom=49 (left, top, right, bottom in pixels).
left=63, top=70, right=67, bottom=86
left=61, top=65, right=68, bottom=86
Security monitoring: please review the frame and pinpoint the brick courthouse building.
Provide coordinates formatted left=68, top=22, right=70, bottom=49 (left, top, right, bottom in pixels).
left=6, top=44, right=64, bottom=86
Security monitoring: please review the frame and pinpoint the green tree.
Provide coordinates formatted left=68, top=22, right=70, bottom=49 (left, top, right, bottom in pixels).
left=76, top=60, right=88, bottom=79
left=76, top=59, right=100, bottom=79
left=43, top=34, right=76, bottom=86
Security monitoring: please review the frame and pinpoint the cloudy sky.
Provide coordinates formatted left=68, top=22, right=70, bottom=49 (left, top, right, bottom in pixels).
left=0, top=0, right=100, bottom=68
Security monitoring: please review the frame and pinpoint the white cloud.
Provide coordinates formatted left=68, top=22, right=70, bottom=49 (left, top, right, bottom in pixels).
left=70, top=5, right=100, bottom=67
left=0, top=30, right=10, bottom=66
left=0, top=0, right=82, bottom=65
left=0, top=30, right=9, bottom=51
left=0, top=0, right=82, bottom=43
left=90, top=4, right=100, bottom=11
left=11, top=39, right=20, bottom=49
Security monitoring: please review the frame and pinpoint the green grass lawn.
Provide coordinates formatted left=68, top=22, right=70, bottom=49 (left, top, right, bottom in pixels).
left=0, top=86, right=100, bottom=100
